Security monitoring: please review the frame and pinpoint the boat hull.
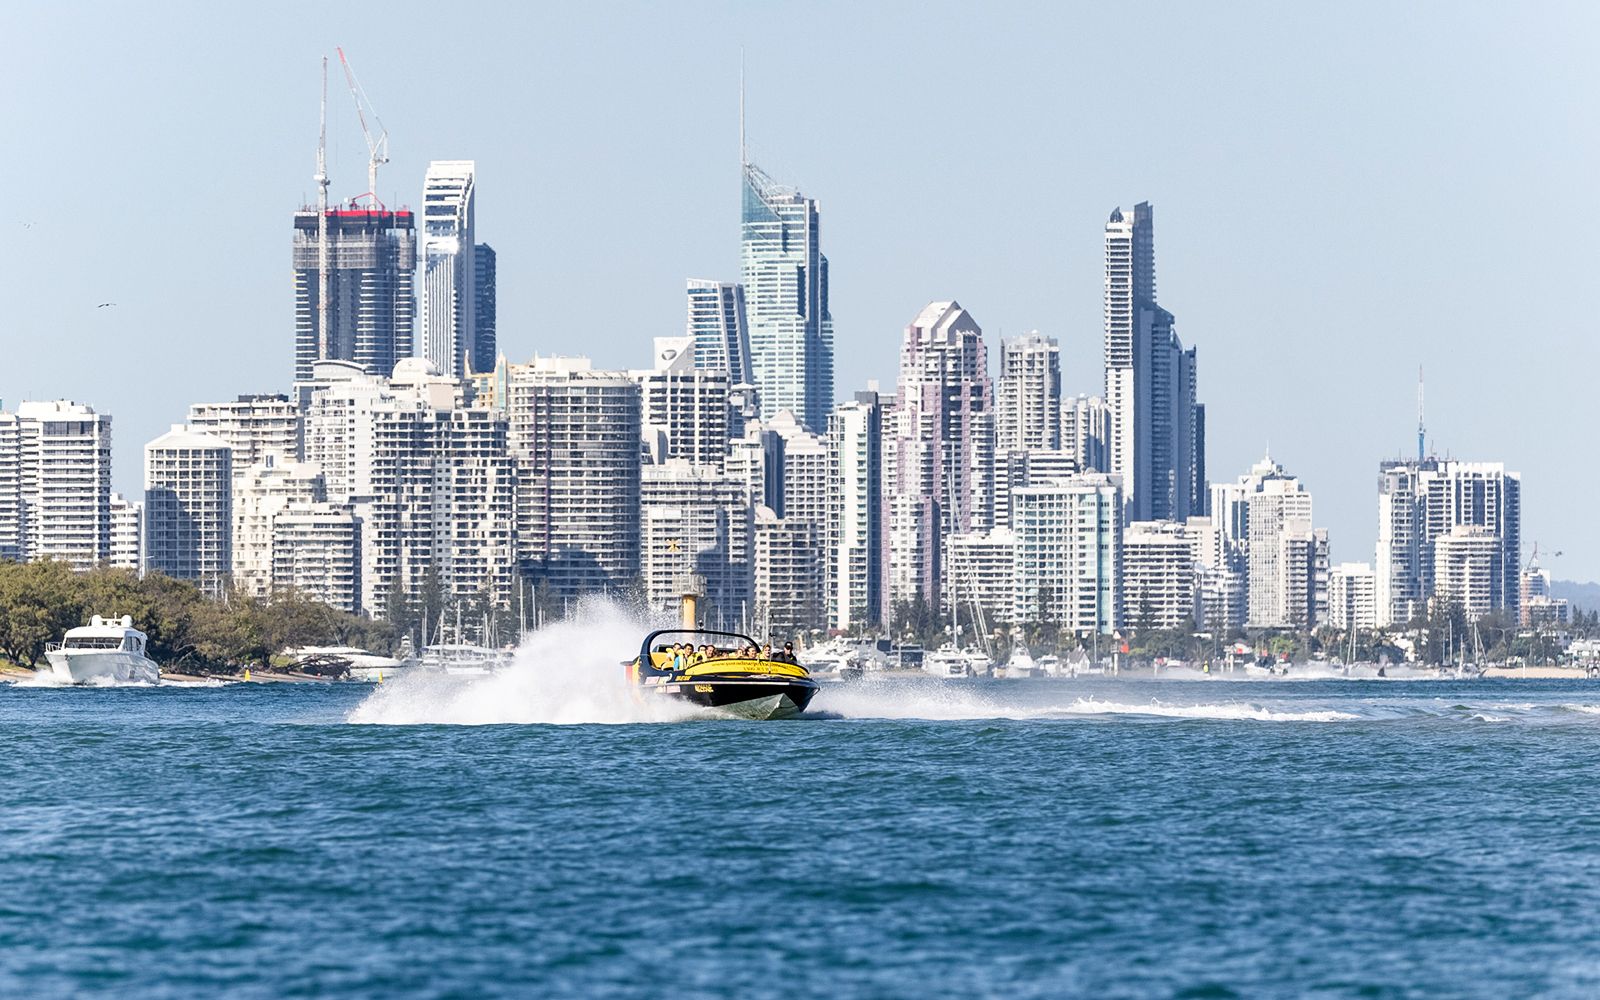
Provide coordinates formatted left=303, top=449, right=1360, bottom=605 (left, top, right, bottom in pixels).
left=651, top=677, right=818, bottom=719
left=43, top=650, right=159, bottom=685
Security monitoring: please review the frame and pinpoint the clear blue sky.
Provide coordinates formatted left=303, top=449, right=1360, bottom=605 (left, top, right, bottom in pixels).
left=3, top=2, right=1596, bottom=578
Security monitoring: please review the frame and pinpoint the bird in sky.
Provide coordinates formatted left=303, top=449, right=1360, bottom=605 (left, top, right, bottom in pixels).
left=96, top=302, right=117, bottom=309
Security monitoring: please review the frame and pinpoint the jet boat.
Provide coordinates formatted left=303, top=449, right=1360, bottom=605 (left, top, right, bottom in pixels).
left=632, top=628, right=820, bottom=720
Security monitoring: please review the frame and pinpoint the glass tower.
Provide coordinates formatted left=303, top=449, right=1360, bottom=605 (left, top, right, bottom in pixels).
left=740, top=161, right=833, bottom=430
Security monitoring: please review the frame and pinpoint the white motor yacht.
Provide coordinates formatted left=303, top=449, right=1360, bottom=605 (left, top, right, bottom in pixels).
left=44, top=615, right=160, bottom=685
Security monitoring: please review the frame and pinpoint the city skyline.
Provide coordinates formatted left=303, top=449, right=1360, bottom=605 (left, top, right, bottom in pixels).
left=3, top=3, right=1596, bottom=578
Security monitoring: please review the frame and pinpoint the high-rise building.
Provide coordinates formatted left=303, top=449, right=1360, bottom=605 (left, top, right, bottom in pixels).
left=1123, top=520, right=1198, bottom=631
left=503, top=357, right=641, bottom=597
left=996, top=333, right=1061, bottom=455
left=304, top=360, right=515, bottom=615
left=1061, top=394, right=1111, bottom=474
left=686, top=280, right=752, bottom=386
left=1375, top=458, right=1521, bottom=626
left=232, top=459, right=327, bottom=600
left=640, top=460, right=753, bottom=630
left=421, top=160, right=478, bottom=377
left=752, top=505, right=822, bottom=639
left=1011, top=474, right=1122, bottom=634
left=884, top=301, right=995, bottom=609
left=108, top=492, right=142, bottom=572
left=635, top=336, right=733, bottom=467
left=0, top=401, right=114, bottom=569
left=1433, top=526, right=1505, bottom=622
left=474, top=243, right=497, bottom=376
left=144, top=426, right=233, bottom=596
left=826, top=390, right=884, bottom=632
left=187, top=396, right=302, bottom=482
left=1186, top=516, right=1247, bottom=633
left=996, top=449, right=1081, bottom=529
left=272, top=502, right=361, bottom=613
left=741, top=158, right=832, bottom=429
left=1328, top=563, right=1378, bottom=632
left=945, top=529, right=1017, bottom=632
left=1103, top=202, right=1203, bottom=522
left=292, top=205, right=416, bottom=382
left=1246, top=474, right=1319, bottom=629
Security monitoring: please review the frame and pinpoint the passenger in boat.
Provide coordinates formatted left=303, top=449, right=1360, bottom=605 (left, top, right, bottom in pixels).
left=779, top=642, right=797, bottom=664
left=761, top=644, right=773, bottom=661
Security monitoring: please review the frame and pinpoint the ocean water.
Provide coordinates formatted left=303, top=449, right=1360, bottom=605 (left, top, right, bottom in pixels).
left=7, top=638, right=1600, bottom=997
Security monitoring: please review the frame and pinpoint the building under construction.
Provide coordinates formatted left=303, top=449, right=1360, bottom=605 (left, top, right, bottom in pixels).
left=292, top=206, right=416, bottom=382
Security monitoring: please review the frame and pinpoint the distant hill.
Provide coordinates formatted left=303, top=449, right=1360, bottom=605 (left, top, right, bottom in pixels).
left=1552, top=580, right=1600, bottom=613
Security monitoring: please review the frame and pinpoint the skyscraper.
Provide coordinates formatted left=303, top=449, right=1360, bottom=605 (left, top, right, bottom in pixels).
left=292, top=205, right=416, bottom=382
left=421, top=160, right=478, bottom=378
left=1103, top=202, right=1203, bottom=522
left=884, top=301, right=994, bottom=609
left=827, top=390, right=885, bottom=633
left=686, top=279, right=752, bottom=386
left=187, top=395, right=302, bottom=482
left=474, top=243, right=497, bottom=376
left=640, top=459, right=753, bottom=629
left=741, top=159, right=832, bottom=429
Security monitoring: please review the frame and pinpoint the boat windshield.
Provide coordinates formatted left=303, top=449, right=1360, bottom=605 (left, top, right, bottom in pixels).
left=64, top=637, right=127, bottom=650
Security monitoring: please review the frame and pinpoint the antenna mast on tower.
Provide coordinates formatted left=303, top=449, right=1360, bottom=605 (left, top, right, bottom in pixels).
left=739, top=49, right=747, bottom=167
left=315, top=56, right=331, bottom=360
left=1417, top=365, right=1425, bottom=463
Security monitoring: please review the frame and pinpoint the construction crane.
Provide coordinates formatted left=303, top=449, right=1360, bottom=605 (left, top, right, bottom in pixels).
left=315, top=56, right=331, bottom=360
left=335, top=46, right=389, bottom=209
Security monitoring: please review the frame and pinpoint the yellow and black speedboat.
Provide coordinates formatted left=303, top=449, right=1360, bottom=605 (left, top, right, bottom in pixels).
left=631, top=628, right=820, bottom=720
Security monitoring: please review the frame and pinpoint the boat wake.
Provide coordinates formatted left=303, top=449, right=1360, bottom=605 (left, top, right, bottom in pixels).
left=814, top=679, right=1359, bottom=723
left=347, top=599, right=694, bottom=726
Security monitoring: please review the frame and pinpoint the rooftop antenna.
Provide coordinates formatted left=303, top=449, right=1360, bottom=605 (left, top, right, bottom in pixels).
left=1417, top=365, right=1425, bottom=463
left=739, top=48, right=747, bottom=167
left=315, top=56, right=331, bottom=361
left=336, top=46, right=389, bottom=209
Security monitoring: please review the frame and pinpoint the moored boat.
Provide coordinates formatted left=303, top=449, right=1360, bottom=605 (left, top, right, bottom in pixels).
left=44, top=615, right=160, bottom=685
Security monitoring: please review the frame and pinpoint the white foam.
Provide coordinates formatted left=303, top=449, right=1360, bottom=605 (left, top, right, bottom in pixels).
left=816, top=680, right=1358, bottom=723
left=347, top=598, right=693, bottom=726
left=1561, top=704, right=1600, bottom=716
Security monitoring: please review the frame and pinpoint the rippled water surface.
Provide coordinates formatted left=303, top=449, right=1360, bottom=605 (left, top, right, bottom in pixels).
left=7, top=670, right=1600, bottom=998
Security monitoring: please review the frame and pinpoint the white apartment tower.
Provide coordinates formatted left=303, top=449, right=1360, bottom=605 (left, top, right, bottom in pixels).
left=1123, top=520, right=1199, bottom=631
left=753, top=505, right=823, bottom=639
left=232, top=459, right=327, bottom=600
left=1011, top=474, right=1122, bottom=634
left=144, top=426, right=233, bottom=596
left=272, top=503, right=360, bottom=613
left=1327, top=563, right=1378, bottom=632
left=187, top=396, right=302, bottom=479
left=1103, top=203, right=1203, bottom=522
left=1433, top=526, right=1505, bottom=622
left=109, top=493, right=142, bottom=572
left=421, top=160, right=478, bottom=377
left=945, top=529, right=1018, bottom=631
left=826, top=390, right=885, bottom=632
left=0, top=401, right=114, bottom=569
left=996, top=333, right=1062, bottom=455
left=635, top=336, right=733, bottom=467
left=1246, top=474, right=1322, bottom=630
left=503, top=357, right=641, bottom=597
left=640, top=460, right=753, bottom=630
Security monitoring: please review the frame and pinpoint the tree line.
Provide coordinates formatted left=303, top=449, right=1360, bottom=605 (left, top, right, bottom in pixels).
left=0, top=560, right=393, bottom=673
